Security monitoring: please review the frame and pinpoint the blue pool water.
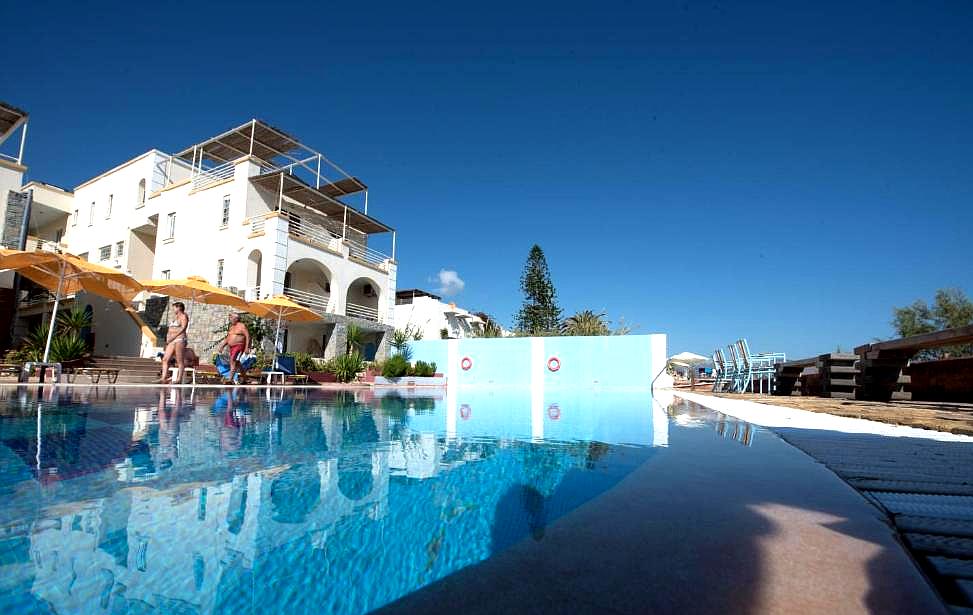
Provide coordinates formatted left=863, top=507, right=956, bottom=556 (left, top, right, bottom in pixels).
left=0, top=386, right=755, bottom=614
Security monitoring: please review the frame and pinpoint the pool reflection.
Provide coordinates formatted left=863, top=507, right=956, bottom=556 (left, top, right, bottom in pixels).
left=0, top=386, right=666, bottom=615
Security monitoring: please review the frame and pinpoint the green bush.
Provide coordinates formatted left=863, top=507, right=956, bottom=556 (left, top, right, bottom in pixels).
left=48, top=332, right=88, bottom=363
left=288, top=352, right=317, bottom=373
left=382, top=354, right=410, bottom=378
left=332, top=352, right=364, bottom=383
left=413, top=360, right=437, bottom=377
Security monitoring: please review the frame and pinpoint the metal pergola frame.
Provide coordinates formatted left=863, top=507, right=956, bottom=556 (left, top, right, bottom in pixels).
left=174, top=119, right=368, bottom=206
left=0, top=102, right=29, bottom=166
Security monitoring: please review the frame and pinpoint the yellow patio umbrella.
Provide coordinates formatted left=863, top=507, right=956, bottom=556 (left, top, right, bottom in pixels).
left=247, top=294, right=322, bottom=362
left=140, top=275, right=250, bottom=309
left=140, top=276, right=250, bottom=350
left=0, top=248, right=144, bottom=362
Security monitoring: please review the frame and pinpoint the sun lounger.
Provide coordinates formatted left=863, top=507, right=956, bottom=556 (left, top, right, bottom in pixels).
left=64, top=367, right=120, bottom=384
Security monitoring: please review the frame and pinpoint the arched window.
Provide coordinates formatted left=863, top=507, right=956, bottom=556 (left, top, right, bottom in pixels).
left=137, top=179, right=146, bottom=207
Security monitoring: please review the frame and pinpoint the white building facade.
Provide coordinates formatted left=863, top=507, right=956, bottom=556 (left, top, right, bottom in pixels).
left=17, top=119, right=398, bottom=359
left=393, top=289, right=491, bottom=340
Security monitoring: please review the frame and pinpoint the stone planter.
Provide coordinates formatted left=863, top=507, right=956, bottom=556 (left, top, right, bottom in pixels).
left=372, top=375, right=447, bottom=387
left=306, top=371, right=338, bottom=384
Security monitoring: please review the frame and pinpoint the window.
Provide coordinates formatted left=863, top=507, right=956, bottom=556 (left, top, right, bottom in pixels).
left=55, top=229, right=63, bottom=244
left=137, top=179, right=146, bottom=207
left=161, top=269, right=171, bottom=279
left=116, top=241, right=124, bottom=257
left=106, top=194, right=113, bottom=219
left=216, top=259, right=224, bottom=287
left=99, top=245, right=111, bottom=261
left=73, top=209, right=78, bottom=226
left=89, top=202, right=95, bottom=226
left=166, top=212, right=176, bottom=239
left=221, top=195, right=230, bottom=227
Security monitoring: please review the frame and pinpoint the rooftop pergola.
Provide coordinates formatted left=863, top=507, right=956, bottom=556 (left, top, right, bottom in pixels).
left=0, top=101, right=29, bottom=165
left=175, top=119, right=367, bottom=202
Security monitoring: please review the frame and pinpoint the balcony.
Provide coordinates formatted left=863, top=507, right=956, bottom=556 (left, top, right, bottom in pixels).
left=284, top=286, right=330, bottom=315
left=2, top=236, right=65, bottom=253
left=247, top=211, right=393, bottom=273
left=345, top=301, right=379, bottom=322
left=245, top=286, right=381, bottom=323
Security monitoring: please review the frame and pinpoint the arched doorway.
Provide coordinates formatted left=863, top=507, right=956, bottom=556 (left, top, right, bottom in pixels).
left=284, top=259, right=331, bottom=313
left=345, top=277, right=380, bottom=322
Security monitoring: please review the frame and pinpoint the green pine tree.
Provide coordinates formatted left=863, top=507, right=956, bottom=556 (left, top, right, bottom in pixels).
left=515, top=245, right=562, bottom=334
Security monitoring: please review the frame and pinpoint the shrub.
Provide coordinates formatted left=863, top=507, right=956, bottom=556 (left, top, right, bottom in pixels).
left=332, top=352, right=364, bottom=383
left=382, top=354, right=410, bottom=378
left=289, top=352, right=317, bottom=373
left=439, top=328, right=449, bottom=339
left=413, top=360, right=437, bottom=377
left=48, top=332, right=89, bottom=363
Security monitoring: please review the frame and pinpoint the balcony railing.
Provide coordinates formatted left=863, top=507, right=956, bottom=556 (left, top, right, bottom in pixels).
left=281, top=211, right=343, bottom=254
left=347, top=242, right=391, bottom=269
left=192, top=161, right=235, bottom=191
left=284, top=286, right=330, bottom=314
left=2, top=236, right=65, bottom=253
left=346, top=301, right=379, bottom=322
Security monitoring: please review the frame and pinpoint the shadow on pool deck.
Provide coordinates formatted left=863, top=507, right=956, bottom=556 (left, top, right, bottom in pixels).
left=379, top=398, right=945, bottom=614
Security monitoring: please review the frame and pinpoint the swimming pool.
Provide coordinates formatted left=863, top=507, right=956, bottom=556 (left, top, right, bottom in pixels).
left=1, top=386, right=926, bottom=614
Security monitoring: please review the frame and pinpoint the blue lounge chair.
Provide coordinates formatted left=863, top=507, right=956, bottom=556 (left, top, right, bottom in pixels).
left=736, top=339, right=786, bottom=394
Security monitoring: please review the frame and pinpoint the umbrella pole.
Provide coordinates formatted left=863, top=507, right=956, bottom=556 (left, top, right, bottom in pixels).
left=42, top=261, right=66, bottom=363
left=273, top=311, right=282, bottom=367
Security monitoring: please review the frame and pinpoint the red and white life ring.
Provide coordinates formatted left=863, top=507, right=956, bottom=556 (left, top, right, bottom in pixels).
left=460, top=356, right=473, bottom=371
left=547, top=403, right=561, bottom=420
left=460, top=404, right=472, bottom=420
left=547, top=356, right=561, bottom=372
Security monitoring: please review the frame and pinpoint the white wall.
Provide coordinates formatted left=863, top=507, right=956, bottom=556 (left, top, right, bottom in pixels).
left=63, top=151, right=169, bottom=274
left=77, top=291, right=143, bottom=356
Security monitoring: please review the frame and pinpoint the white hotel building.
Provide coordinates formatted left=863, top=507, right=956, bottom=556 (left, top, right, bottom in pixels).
left=11, top=119, right=398, bottom=359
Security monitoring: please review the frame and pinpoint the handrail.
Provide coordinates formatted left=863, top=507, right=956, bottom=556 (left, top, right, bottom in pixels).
left=347, top=241, right=390, bottom=267
left=346, top=301, right=379, bottom=322
left=283, top=286, right=330, bottom=314
left=192, top=160, right=235, bottom=190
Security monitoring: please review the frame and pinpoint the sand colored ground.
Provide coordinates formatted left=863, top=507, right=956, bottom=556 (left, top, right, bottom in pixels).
left=682, top=389, right=973, bottom=435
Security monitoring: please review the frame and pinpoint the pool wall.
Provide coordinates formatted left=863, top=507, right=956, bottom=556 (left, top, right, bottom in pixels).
left=409, top=334, right=668, bottom=389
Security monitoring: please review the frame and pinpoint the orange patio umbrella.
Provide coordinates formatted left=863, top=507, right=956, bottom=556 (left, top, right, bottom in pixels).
left=0, top=248, right=144, bottom=362
left=140, top=275, right=250, bottom=310
left=247, top=294, right=322, bottom=362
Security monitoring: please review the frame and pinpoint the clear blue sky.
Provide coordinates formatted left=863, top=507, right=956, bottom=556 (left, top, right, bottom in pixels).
left=4, top=1, right=971, bottom=358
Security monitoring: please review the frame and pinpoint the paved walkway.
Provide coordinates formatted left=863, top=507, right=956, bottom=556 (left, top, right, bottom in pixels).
left=677, top=391, right=973, bottom=611
left=382, top=395, right=944, bottom=614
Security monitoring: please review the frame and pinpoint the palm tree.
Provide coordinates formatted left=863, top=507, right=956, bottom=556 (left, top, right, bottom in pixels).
left=346, top=324, right=365, bottom=354
left=561, top=310, right=609, bottom=336
left=56, top=306, right=92, bottom=336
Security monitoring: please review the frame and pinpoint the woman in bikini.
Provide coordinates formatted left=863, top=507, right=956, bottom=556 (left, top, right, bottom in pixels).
left=160, top=301, right=189, bottom=384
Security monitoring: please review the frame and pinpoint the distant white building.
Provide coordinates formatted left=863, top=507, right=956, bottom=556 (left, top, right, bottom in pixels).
left=9, top=117, right=400, bottom=359
left=393, top=288, right=497, bottom=339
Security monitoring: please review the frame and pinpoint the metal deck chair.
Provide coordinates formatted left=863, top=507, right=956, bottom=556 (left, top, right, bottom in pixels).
left=737, top=338, right=786, bottom=394
left=713, top=348, right=733, bottom=392
left=711, top=350, right=725, bottom=392
left=727, top=343, right=751, bottom=393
